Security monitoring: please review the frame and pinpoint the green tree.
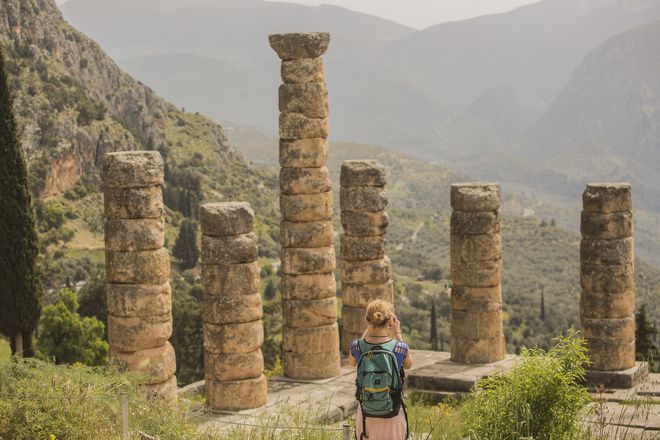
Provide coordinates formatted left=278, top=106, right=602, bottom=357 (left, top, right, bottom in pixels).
left=430, top=301, right=438, bottom=350
left=173, top=219, right=199, bottom=270
left=0, top=48, right=41, bottom=357
left=170, top=282, right=204, bottom=385
left=37, top=289, right=108, bottom=366
left=264, top=279, right=277, bottom=301
left=77, top=271, right=108, bottom=338
left=636, top=304, right=659, bottom=368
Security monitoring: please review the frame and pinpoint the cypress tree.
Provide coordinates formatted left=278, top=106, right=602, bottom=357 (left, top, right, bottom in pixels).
left=540, top=285, right=545, bottom=321
left=0, top=48, right=41, bottom=356
left=636, top=304, right=659, bottom=364
left=430, top=301, right=438, bottom=350
left=173, top=219, right=199, bottom=270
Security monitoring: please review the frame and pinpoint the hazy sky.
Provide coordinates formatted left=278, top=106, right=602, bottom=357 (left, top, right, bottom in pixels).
left=264, top=0, right=541, bottom=29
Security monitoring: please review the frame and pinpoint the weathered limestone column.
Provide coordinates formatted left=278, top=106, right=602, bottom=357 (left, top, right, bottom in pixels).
left=200, top=202, right=267, bottom=410
left=269, top=32, right=341, bottom=379
left=450, top=183, right=505, bottom=364
left=103, top=151, right=176, bottom=400
left=340, top=160, right=392, bottom=351
left=581, top=183, right=636, bottom=371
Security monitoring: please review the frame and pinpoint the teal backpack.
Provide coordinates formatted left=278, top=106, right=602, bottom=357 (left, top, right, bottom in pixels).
left=355, top=339, right=408, bottom=439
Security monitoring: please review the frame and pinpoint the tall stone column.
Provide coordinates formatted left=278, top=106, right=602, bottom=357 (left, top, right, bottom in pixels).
left=340, top=160, right=392, bottom=351
left=103, top=151, right=176, bottom=400
left=581, top=183, right=635, bottom=371
left=450, top=183, right=505, bottom=364
left=200, top=202, right=267, bottom=410
left=269, top=32, right=341, bottom=379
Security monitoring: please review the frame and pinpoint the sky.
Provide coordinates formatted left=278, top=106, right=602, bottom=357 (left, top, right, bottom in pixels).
left=56, top=0, right=542, bottom=29
left=264, top=0, right=541, bottom=29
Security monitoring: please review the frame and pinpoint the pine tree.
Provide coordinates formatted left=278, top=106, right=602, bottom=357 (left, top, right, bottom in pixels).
left=173, top=219, right=199, bottom=270
left=0, top=49, right=41, bottom=357
left=430, top=301, right=438, bottom=350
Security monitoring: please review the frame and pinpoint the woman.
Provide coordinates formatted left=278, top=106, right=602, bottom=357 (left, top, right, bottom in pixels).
left=348, top=299, right=413, bottom=440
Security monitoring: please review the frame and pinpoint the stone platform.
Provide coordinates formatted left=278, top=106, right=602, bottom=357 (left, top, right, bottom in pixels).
left=585, top=362, right=650, bottom=389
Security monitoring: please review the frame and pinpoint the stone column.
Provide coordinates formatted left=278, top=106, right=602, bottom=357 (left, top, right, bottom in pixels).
left=581, top=183, right=635, bottom=371
left=200, top=202, right=267, bottom=410
left=103, top=151, right=176, bottom=400
left=450, top=183, right=505, bottom=364
left=340, top=160, right=392, bottom=351
left=269, top=32, right=341, bottom=379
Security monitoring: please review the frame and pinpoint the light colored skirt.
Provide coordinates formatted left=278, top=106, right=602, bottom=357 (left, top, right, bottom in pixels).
left=355, top=405, right=407, bottom=440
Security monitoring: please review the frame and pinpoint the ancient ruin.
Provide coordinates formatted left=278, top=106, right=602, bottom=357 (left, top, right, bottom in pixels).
left=201, top=202, right=267, bottom=410
left=450, top=183, right=505, bottom=364
left=580, top=183, right=636, bottom=372
left=103, top=151, right=177, bottom=401
left=269, top=32, right=341, bottom=379
left=340, top=160, right=392, bottom=351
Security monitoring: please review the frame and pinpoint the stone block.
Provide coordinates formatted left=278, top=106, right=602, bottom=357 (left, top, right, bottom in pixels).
left=342, top=280, right=393, bottom=308
left=206, top=374, right=267, bottom=410
left=585, top=362, right=649, bottom=388
left=341, top=256, right=392, bottom=284
left=585, top=339, right=636, bottom=371
left=106, top=248, right=170, bottom=285
left=451, top=259, right=502, bottom=288
left=581, top=211, right=633, bottom=240
left=201, top=233, right=258, bottom=265
left=279, top=113, right=328, bottom=140
left=583, top=183, right=632, bottom=214
left=283, top=297, right=337, bottom=328
left=104, top=186, right=163, bottom=219
left=269, top=32, right=330, bottom=60
left=281, top=246, right=336, bottom=275
left=203, top=293, right=263, bottom=325
left=340, top=160, right=387, bottom=188
left=451, top=335, right=505, bottom=364
left=581, top=262, right=634, bottom=294
left=280, top=138, right=328, bottom=168
left=205, top=349, right=264, bottom=382
left=280, top=191, right=333, bottom=222
left=103, top=151, right=164, bottom=188
left=142, top=375, right=177, bottom=401
left=451, top=309, right=503, bottom=340
left=107, top=282, right=172, bottom=318
left=281, top=273, right=337, bottom=300
left=279, top=82, right=328, bottom=118
left=451, top=286, right=502, bottom=312
left=108, top=313, right=172, bottom=352
left=580, top=290, right=635, bottom=319
left=340, top=187, right=388, bottom=212
left=581, top=316, right=635, bottom=341
left=281, top=57, right=324, bottom=83
left=450, top=183, right=500, bottom=212
left=111, top=342, right=176, bottom=385
left=341, top=211, right=389, bottom=236
left=580, top=238, right=634, bottom=266
left=204, top=320, right=264, bottom=355
left=283, top=351, right=341, bottom=380
left=200, top=202, right=254, bottom=237
left=342, top=330, right=363, bottom=355
left=279, top=166, right=332, bottom=195
left=340, top=235, right=386, bottom=261
left=202, top=261, right=261, bottom=297
left=281, top=221, right=334, bottom=248
left=342, top=305, right=366, bottom=332
left=450, top=211, right=500, bottom=235
left=450, top=233, right=502, bottom=263
left=105, top=219, right=164, bottom=252
left=282, top=323, right=340, bottom=353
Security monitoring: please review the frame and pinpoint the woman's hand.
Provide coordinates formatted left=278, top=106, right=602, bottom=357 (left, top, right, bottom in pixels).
left=390, top=315, right=403, bottom=341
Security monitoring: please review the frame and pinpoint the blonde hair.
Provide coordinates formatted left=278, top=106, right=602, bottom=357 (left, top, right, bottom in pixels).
left=365, top=299, right=394, bottom=328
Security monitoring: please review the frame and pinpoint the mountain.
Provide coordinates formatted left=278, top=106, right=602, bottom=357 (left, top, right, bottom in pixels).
left=528, top=19, right=660, bottom=210
left=60, top=0, right=660, bottom=157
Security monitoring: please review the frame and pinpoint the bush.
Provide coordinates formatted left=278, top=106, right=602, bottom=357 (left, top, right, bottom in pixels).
left=462, top=328, right=590, bottom=440
left=0, top=358, right=214, bottom=440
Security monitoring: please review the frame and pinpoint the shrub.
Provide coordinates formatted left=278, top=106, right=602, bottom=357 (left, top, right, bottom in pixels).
left=462, top=328, right=590, bottom=440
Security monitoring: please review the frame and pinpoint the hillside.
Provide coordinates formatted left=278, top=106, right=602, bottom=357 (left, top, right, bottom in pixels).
left=528, top=19, right=660, bottom=211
